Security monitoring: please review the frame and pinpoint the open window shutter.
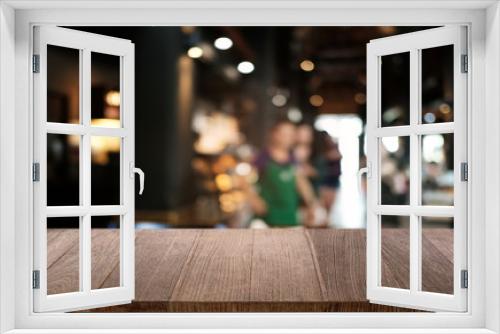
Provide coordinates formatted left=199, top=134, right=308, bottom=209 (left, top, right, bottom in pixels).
left=365, top=26, right=468, bottom=312
left=33, top=26, right=136, bottom=312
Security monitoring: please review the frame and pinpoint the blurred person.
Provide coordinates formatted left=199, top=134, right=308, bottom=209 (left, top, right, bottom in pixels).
left=245, top=120, right=321, bottom=227
left=314, top=131, right=342, bottom=217
left=294, top=123, right=318, bottom=181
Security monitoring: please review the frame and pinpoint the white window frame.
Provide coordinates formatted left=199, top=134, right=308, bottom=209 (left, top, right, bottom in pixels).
left=0, top=1, right=499, bottom=333
left=32, top=26, right=136, bottom=312
left=366, top=26, right=468, bottom=312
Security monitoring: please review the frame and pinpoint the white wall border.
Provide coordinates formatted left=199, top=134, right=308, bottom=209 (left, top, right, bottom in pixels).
left=0, top=1, right=497, bottom=333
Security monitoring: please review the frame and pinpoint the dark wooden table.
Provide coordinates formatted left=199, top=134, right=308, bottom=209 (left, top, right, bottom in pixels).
left=47, top=228, right=453, bottom=312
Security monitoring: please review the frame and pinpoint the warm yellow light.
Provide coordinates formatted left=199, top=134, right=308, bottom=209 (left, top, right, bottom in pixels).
left=187, top=46, right=203, bottom=59
left=105, top=90, right=120, bottom=107
left=354, top=92, right=366, bottom=105
left=439, top=103, right=451, bottom=114
left=91, top=118, right=121, bottom=128
left=300, top=60, right=315, bottom=72
left=215, top=173, right=233, bottom=192
left=309, top=94, right=324, bottom=107
left=90, top=136, right=120, bottom=165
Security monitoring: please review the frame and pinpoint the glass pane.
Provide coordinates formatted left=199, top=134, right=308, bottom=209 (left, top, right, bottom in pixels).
left=381, top=215, right=410, bottom=289
left=421, top=133, right=454, bottom=206
left=421, top=45, right=454, bottom=124
left=421, top=216, right=454, bottom=294
left=47, top=45, right=80, bottom=124
left=47, top=134, right=80, bottom=206
left=381, top=52, right=410, bottom=127
left=91, top=216, right=120, bottom=289
left=380, top=136, right=410, bottom=205
left=91, top=52, right=121, bottom=128
left=47, top=217, right=80, bottom=295
left=91, top=136, right=121, bottom=205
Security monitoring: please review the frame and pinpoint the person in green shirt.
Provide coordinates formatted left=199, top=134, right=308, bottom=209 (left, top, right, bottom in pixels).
left=249, top=120, right=319, bottom=227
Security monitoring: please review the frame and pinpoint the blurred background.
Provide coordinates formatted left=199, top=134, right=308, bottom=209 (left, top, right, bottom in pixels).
left=46, top=26, right=455, bottom=230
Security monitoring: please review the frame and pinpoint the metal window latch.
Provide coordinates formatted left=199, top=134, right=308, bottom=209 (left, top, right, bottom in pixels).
left=461, top=54, right=468, bottom=73
left=32, top=270, right=40, bottom=289
left=32, top=55, right=40, bottom=73
left=461, top=162, right=468, bottom=182
left=32, top=163, right=40, bottom=182
left=357, top=162, right=371, bottom=193
left=129, top=162, right=145, bottom=195
left=461, top=270, right=468, bottom=289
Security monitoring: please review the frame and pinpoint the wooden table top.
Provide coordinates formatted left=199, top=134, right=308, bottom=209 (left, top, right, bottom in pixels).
left=47, top=228, right=453, bottom=312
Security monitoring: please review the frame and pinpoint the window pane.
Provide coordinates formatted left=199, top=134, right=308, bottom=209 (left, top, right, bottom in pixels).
left=421, top=216, right=454, bottom=294
left=381, top=52, right=410, bottom=127
left=91, top=216, right=120, bottom=289
left=91, top=52, right=121, bottom=128
left=380, top=136, right=410, bottom=205
left=47, top=45, right=80, bottom=124
left=91, top=136, right=121, bottom=205
left=421, top=45, right=454, bottom=124
left=47, top=134, right=80, bottom=206
left=381, top=215, right=410, bottom=289
left=47, top=217, right=80, bottom=295
left=421, top=133, right=454, bottom=206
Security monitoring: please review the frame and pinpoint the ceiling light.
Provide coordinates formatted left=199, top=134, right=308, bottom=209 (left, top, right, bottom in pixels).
left=287, top=108, right=303, bottom=123
left=214, top=37, right=233, bottom=50
left=300, top=60, right=315, bottom=72
left=309, top=94, right=324, bottom=107
left=187, top=46, right=203, bottom=59
left=237, top=61, right=254, bottom=74
left=271, top=94, right=287, bottom=107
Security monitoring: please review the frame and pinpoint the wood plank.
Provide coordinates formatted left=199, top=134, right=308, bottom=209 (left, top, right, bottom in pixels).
left=100, top=229, right=201, bottom=300
left=381, top=229, right=410, bottom=290
left=170, top=229, right=253, bottom=302
left=47, top=228, right=453, bottom=312
left=421, top=228, right=453, bottom=294
left=306, top=229, right=366, bottom=302
left=91, top=228, right=121, bottom=289
left=47, top=228, right=80, bottom=294
left=250, top=229, right=326, bottom=302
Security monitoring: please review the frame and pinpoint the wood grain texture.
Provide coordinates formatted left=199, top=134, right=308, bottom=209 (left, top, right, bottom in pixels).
left=422, top=228, right=454, bottom=294
left=45, top=228, right=453, bottom=312
left=381, top=229, right=410, bottom=290
left=47, top=228, right=79, bottom=295
left=91, top=228, right=120, bottom=289
left=305, top=229, right=366, bottom=302
left=251, top=229, right=325, bottom=302
left=170, top=229, right=253, bottom=302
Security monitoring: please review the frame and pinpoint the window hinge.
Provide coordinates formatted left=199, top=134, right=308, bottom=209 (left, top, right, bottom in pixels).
left=461, top=269, right=468, bottom=289
left=461, top=162, right=468, bottom=182
left=32, top=163, right=40, bottom=182
left=461, top=54, right=468, bottom=73
left=32, top=54, right=40, bottom=73
left=32, top=270, right=40, bottom=289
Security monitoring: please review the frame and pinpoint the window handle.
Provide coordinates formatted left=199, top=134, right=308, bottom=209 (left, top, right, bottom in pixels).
left=357, top=162, right=371, bottom=193
left=130, top=162, right=145, bottom=195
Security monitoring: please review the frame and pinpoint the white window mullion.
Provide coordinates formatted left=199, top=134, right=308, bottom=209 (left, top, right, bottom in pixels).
left=409, top=49, right=420, bottom=293
left=81, top=48, right=92, bottom=294
left=373, top=122, right=454, bottom=138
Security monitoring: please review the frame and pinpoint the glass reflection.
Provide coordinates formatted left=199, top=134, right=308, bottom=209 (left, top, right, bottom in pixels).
left=421, top=45, right=454, bottom=124
left=381, top=52, right=410, bottom=127
left=381, top=215, right=410, bottom=289
left=91, top=52, right=121, bottom=128
left=380, top=136, right=410, bottom=205
left=421, top=134, right=454, bottom=206
left=47, top=45, right=80, bottom=124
